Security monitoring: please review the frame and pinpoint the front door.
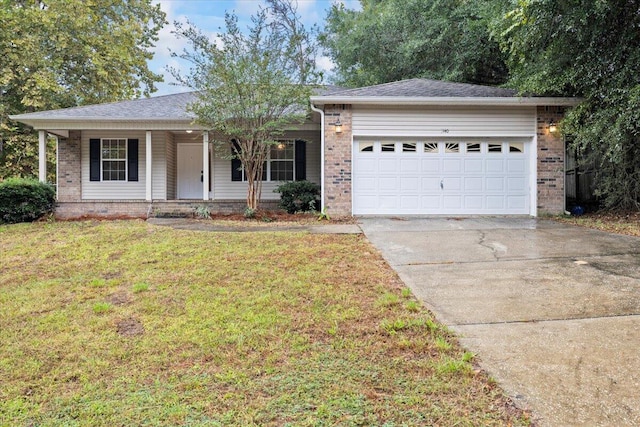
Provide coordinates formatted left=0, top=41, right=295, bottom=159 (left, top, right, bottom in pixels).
left=177, top=143, right=203, bottom=199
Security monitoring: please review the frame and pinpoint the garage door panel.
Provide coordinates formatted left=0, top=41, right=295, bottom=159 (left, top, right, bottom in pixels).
left=464, top=177, right=483, bottom=192
left=443, top=177, right=461, bottom=191
left=507, top=196, right=527, bottom=209
left=379, top=158, right=398, bottom=173
left=507, top=159, right=526, bottom=173
left=464, top=195, right=483, bottom=209
left=421, top=158, right=440, bottom=173
left=486, top=177, right=505, bottom=192
left=486, top=159, right=505, bottom=173
left=443, top=159, right=462, bottom=173
left=400, top=176, right=419, bottom=191
left=379, top=195, right=398, bottom=209
left=464, top=159, right=483, bottom=173
left=379, top=177, right=398, bottom=191
left=357, top=158, right=377, bottom=173
left=486, top=196, right=505, bottom=209
left=507, top=177, right=527, bottom=192
left=400, top=196, right=420, bottom=209
left=443, top=196, right=462, bottom=209
left=353, top=140, right=531, bottom=215
left=400, top=158, right=420, bottom=172
left=354, top=176, right=376, bottom=192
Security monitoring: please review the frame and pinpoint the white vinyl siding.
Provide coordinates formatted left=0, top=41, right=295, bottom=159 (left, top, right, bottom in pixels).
left=82, top=131, right=168, bottom=200
left=151, top=132, right=167, bottom=200
left=166, top=132, right=177, bottom=200
left=213, top=131, right=321, bottom=200
left=82, top=131, right=146, bottom=199
left=352, top=106, right=536, bottom=137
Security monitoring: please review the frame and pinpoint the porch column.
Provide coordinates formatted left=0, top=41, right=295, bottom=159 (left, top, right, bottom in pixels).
left=145, top=131, right=152, bottom=201
left=38, top=130, right=46, bottom=182
left=202, top=132, right=209, bottom=200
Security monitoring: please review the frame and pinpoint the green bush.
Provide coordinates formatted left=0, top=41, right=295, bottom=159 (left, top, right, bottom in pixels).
left=0, top=178, right=56, bottom=224
left=275, top=180, right=320, bottom=214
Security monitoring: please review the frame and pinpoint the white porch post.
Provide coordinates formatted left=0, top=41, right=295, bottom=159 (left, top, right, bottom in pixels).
left=38, top=130, right=46, bottom=182
left=145, top=131, right=152, bottom=201
left=202, top=132, right=209, bottom=200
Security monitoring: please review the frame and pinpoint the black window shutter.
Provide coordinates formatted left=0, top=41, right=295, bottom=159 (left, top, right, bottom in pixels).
left=231, top=140, right=242, bottom=181
left=128, top=139, right=139, bottom=182
left=89, top=139, right=100, bottom=181
left=295, top=140, right=306, bottom=181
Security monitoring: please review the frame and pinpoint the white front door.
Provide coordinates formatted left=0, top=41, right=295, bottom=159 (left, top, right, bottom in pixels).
left=353, top=139, right=531, bottom=215
left=177, top=143, right=203, bottom=199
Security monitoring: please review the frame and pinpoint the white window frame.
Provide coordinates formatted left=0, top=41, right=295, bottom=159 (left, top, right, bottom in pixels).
left=101, top=138, right=127, bottom=181
left=241, top=140, right=295, bottom=182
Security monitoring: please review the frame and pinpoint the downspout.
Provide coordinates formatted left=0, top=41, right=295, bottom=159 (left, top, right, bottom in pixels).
left=310, top=103, right=325, bottom=210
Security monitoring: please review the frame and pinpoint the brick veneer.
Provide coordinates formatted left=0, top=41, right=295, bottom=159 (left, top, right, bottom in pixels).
left=54, top=200, right=281, bottom=219
left=536, top=106, right=566, bottom=215
left=56, top=130, right=82, bottom=202
left=323, top=104, right=353, bottom=216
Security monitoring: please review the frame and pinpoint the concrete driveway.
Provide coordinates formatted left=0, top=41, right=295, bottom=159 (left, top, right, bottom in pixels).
left=359, top=217, right=640, bottom=427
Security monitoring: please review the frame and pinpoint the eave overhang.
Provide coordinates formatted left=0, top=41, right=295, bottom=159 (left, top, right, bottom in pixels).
left=309, top=96, right=582, bottom=107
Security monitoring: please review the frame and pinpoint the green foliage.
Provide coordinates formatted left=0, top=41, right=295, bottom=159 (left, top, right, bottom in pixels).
left=493, top=0, right=640, bottom=209
left=320, top=0, right=508, bottom=87
left=0, top=178, right=55, bottom=224
left=170, top=0, right=319, bottom=210
left=0, top=0, right=166, bottom=180
left=275, top=180, right=320, bottom=213
left=193, top=204, right=211, bottom=219
left=317, top=207, right=330, bottom=221
left=244, top=206, right=257, bottom=219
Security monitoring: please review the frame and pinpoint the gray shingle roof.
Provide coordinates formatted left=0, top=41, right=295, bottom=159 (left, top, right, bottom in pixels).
left=10, top=92, right=198, bottom=121
left=10, top=85, right=344, bottom=122
left=324, top=78, right=518, bottom=98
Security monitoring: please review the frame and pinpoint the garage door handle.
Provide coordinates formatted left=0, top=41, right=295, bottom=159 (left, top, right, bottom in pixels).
left=440, top=180, right=444, bottom=190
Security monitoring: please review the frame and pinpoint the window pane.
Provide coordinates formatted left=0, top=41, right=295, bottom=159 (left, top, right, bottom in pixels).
left=381, top=143, right=395, bottom=152
left=359, top=142, right=374, bottom=152
left=270, top=161, right=293, bottom=181
left=402, top=142, right=416, bottom=152
left=466, top=143, right=481, bottom=153
left=271, top=142, right=293, bottom=160
left=102, top=160, right=126, bottom=181
left=445, top=143, right=459, bottom=153
left=509, top=142, right=524, bottom=153
left=488, top=143, right=502, bottom=153
left=424, top=142, right=439, bottom=153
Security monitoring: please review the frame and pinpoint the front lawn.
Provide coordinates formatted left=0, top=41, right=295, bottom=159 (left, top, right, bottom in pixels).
left=0, top=221, right=528, bottom=426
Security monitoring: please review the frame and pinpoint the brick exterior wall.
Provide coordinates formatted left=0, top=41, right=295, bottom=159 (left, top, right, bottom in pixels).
left=54, top=200, right=280, bottom=219
left=323, top=104, right=352, bottom=216
left=536, top=106, right=566, bottom=215
left=56, top=130, right=82, bottom=202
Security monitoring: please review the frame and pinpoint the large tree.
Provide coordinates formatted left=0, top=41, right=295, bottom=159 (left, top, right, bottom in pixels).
left=493, top=0, right=640, bottom=209
left=0, top=0, right=166, bottom=181
left=320, top=0, right=508, bottom=87
left=170, top=0, right=318, bottom=210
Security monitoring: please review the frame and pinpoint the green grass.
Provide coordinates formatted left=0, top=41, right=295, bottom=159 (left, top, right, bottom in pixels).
left=0, top=220, right=529, bottom=426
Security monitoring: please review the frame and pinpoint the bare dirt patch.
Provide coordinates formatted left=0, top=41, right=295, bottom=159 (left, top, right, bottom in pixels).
left=116, top=317, right=144, bottom=337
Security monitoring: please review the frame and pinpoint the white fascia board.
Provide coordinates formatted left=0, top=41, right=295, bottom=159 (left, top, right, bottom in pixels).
left=309, top=96, right=582, bottom=107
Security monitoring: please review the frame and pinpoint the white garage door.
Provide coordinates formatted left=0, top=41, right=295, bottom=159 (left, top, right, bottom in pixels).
left=353, top=140, right=531, bottom=215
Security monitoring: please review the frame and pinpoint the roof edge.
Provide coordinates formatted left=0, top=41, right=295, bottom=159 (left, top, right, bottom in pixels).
left=310, top=96, right=582, bottom=107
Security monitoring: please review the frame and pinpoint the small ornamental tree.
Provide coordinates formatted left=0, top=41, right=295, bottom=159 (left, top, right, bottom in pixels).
left=171, top=0, right=319, bottom=210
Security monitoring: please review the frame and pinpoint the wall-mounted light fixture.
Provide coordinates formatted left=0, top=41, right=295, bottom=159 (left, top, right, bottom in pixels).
left=548, top=120, right=557, bottom=134
left=186, top=130, right=193, bottom=134
left=333, top=119, right=342, bottom=134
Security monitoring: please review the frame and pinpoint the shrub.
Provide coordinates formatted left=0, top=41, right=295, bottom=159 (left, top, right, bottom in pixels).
left=275, top=180, right=320, bottom=214
left=0, top=178, right=56, bottom=224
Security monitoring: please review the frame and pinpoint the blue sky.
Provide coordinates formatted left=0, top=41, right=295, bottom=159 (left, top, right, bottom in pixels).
left=150, top=0, right=359, bottom=96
